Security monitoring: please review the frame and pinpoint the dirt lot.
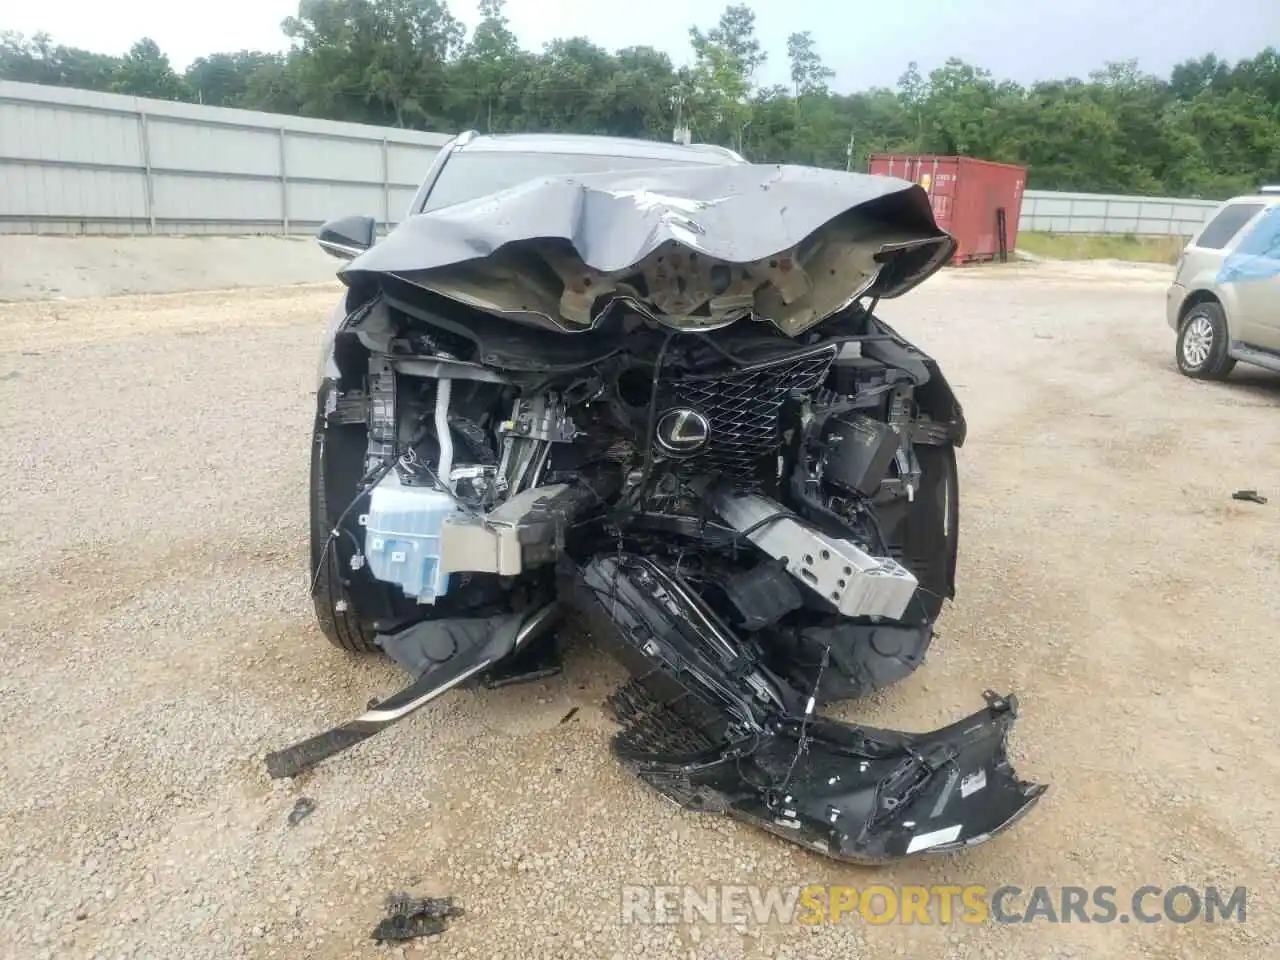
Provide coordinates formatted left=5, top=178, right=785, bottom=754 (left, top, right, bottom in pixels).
left=0, top=235, right=337, bottom=301
left=1, top=258, right=1277, bottom=960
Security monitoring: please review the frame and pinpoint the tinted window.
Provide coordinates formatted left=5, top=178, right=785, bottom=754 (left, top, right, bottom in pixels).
left=421, top=151, right=720, bottom=212
left=1218, top=206, right=1280, bottom=284
left=1195, top=203, right=1265, bottom=250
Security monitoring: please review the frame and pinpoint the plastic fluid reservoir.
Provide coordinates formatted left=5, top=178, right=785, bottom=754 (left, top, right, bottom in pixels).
left=363, top=470, right=458, bottom=602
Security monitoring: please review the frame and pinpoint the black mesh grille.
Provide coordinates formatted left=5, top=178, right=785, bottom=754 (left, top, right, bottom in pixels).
left=670, top=345, right=837, bottom=481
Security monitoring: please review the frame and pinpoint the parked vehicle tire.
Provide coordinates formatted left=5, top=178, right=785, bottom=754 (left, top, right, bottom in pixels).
left=309, top=417, right=380, bottom=654
left=1176, top=301, right=1235, bottom=380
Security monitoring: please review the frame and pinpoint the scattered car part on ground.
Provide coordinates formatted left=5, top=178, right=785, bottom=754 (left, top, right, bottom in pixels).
left=266, top=604, right=559, bottom=779
left=1232, top=489, right=1268, bottom=504
left=370, top=893, right=464, bottom=943
left=270, top=136, right=1047, bottom=863
left=286, top=797, right=316, bottom=827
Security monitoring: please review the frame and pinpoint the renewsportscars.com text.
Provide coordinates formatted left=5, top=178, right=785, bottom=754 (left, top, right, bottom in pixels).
left=620, top=884, right=1248, bottom=926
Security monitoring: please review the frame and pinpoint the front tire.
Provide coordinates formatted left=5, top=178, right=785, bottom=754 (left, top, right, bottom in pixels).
left=1176, top=302, right=1235, bottom=380
left=310, top=417, right=380, bottom=654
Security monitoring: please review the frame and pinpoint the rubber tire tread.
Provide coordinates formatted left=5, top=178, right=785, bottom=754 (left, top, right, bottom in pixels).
left=310, top=419, right=380, bottom=653
left=1177, top=301, right=1236, bottom=381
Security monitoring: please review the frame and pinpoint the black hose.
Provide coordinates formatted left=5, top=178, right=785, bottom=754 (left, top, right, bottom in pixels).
left=309, top=453, right=402, bottom=597
left=626, top=329, right=679, bottom=507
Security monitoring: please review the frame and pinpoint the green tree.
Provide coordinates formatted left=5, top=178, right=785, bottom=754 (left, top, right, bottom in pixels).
left=1001, top=93, right=1132, bottom=191
left=916, top=60, right=1008, bottom=157
left=896, top=61, right=926, bottom=146
left=518, top=37, right=620, bottom=133
left=282, top=0, right=462, bottom=127
left=602, top=46, right=679, bottom=140
left=786, top=31, right=833, bottom=98
left=447, top=0, right=524, bottom=130
left=1225, top=46, right=1280, bottom=105
left=185, top=52, right=288, bottom=107
left=686, top=4, right=765, bottom=151
left=1169, top=53, right=1230, bottom=100
left=111, top=38, right=188, bottom=100
left=1167, top=87, right=1280, bottom=195
left=690, top=3, right=766, bottom=80
left=0, top=32, right=123, bottom=89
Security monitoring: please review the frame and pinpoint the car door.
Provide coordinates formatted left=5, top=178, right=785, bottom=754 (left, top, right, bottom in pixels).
left=1218, top=203, right=1280, bottom=351
left=1179, top=202, right=1261, bottom=340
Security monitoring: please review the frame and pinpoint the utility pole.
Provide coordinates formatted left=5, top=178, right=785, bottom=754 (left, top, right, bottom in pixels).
left=672, top=90, right=690, bottom=145
left=845, top=130, right=856, bottom=172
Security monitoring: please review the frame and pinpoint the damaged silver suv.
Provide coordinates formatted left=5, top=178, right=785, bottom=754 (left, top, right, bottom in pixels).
left=268, top=131, right=1047, bottom=864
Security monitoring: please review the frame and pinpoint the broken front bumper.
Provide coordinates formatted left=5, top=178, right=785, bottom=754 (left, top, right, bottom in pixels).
left=268, top=547, right=1044, bottom=864
left=612, top=684, right=1044, bottom=863
left=569, top=552, right=1046, bottom=863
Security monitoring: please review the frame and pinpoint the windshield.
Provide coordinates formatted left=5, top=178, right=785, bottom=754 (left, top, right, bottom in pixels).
left=421, top=150, right=729, bottom=212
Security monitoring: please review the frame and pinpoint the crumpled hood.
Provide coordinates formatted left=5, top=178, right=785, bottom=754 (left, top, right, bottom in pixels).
left=341, top=163, right=956, bottom=336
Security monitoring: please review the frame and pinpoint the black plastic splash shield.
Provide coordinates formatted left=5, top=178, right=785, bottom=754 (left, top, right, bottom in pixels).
left=264, top=607, right=557, bottom=779
left=614, top=686, right=1044, bottom=863
left=565, top=552, right=1046, bottom=863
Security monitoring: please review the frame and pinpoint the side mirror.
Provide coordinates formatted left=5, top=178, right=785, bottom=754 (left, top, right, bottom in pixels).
left=317, top=215, right=377, bottom=260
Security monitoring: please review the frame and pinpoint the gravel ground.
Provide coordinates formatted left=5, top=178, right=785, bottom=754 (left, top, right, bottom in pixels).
left=1, top=259, right=1278, bottom=959
left=0, top=235, right=337, bottom=301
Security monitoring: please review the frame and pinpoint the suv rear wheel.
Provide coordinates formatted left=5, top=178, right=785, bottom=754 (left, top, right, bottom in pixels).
left=1176, top=301, right=1235, bottom=380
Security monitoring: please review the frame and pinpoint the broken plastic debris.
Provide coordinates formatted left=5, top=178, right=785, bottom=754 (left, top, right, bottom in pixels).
left=370, top=893, right=464, bottom=942
left=287, top=797, right=316, bottom=826
left=1232, top=489, right=1268, bottom=505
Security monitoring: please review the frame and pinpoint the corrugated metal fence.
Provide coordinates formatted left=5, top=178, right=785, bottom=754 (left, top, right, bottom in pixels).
left=1020, top=190, right=1219, bottom=238
left=0, top=80, right=1225, bottom=239
left=0, top=80, right=450, bottom=235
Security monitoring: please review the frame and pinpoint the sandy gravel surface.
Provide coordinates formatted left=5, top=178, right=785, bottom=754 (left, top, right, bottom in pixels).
left=1, top=259, right=1277, bottom=959
left=0, top=235, right=338, bottom=302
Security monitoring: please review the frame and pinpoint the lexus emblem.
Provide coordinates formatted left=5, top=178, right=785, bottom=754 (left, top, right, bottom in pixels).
left=655, top=408, right=711, bottom=457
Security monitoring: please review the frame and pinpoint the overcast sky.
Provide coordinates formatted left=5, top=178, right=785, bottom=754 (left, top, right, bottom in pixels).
left=6, top=0, right=1278, bottom=92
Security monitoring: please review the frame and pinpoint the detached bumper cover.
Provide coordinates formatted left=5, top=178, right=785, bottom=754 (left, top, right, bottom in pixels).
left=567, top=552, right=1046, bottom=863
left=612, top=685, right=1044, bottom=863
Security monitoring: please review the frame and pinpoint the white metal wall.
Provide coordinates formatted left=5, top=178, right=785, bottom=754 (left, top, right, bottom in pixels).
left=0, top=80, right=451, bottom=235
left=1, top=80, right=1229, bottom=239
left=1019, top=190, right=1220, bottom=238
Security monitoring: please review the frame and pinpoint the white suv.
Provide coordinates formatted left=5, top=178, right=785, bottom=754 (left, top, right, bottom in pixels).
left=1167, top=188, right=1280, bottom=379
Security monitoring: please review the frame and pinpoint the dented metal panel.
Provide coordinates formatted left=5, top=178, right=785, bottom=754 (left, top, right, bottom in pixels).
left=341, top=163, right=956, bottom=335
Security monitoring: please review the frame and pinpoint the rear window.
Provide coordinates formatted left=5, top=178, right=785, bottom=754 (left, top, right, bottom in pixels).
left=1194, top=202, right=1265, bottom=250
left=421, top=150, right=721, bottom=212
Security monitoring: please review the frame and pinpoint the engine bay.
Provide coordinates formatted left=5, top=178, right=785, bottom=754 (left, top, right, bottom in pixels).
left=319, top=287, right=964, bottom=697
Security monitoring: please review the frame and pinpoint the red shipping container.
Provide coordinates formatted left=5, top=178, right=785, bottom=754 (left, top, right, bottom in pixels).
left=867, top=154, right=1027, bottom=265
